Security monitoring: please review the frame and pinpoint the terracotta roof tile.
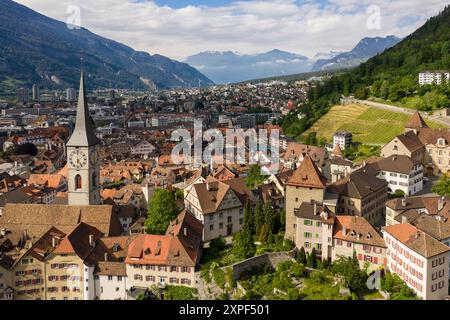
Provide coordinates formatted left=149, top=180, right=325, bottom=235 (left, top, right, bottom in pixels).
left=286, top=155, right=327, bottom=188
left=383, top=223, right=450, bottom=258
left=334, top=216, right=386, bottom=248
left=406, top=112, right=429, bottom=129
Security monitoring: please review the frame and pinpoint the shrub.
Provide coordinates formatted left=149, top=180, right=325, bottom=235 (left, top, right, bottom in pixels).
left=292, top=263, right=307, bottom=278
left=211, top=267, right=226, bottom=289
left=309, top=270, right=328, bottom=284
left=276, top=260, right=294, bottom=273
left=210, top=237, right=227, bottom=252
left=164, top=285, right=198, bottom=300
left=287, top=288, right=300, bottom=300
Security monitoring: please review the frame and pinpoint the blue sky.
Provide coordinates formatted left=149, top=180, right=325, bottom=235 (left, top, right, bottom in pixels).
left=16, top=0, right=449, bottom=60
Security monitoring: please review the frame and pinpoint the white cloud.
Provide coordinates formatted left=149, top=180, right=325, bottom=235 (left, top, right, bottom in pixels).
left=14, top=0, right=449, bottom=60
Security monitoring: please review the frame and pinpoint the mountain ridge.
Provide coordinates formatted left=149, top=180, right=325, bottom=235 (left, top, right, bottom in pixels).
left=312, top=35, right=402, bottom=71
left=0, top=0, right=213, bottom=93
left=185, top=49, right=312, bottom=84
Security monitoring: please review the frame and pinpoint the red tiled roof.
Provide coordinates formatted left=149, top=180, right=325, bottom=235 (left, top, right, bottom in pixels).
left=286, top=155, right=327, bottom=188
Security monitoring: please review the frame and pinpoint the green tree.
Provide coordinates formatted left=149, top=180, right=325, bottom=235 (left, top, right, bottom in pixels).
left=263, top=200, right=276, bottom=233
left=243, top=200, right=254, bottom=234
left=304, top=132, right=318, bottom=146
left=306, top=248, right=318, bottom=268
left=381, top=273, right=418, bottom=300
left=246, top=165, right=267, bottom=189
left=296, top=247, right=307, bottom=265
left=370, top=80, right=382, bottom=97
left=331, top=255, right=367, bottom=293
left=380, top=81, right=390, bottom=100
left=254, top=200, right=265, bottom=237
left=232, top=228, right=256, bottom=260
left=354, top=86, right=368, bottom=100
left=145, top=189, right=179, bottom=235
left=432, top=173, right=450, bottom=196
left=259, top=223, right=271, bottom=244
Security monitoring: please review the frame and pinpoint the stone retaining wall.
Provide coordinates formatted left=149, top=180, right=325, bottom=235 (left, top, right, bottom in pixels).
left=226, top=249, right=298, bottom=281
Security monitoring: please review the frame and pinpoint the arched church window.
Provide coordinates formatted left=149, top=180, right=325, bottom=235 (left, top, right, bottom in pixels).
left=75, top=175, right=82, bottom=190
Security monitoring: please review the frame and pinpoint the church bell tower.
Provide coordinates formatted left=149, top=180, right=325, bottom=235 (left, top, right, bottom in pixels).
left=66, top=69, right=101, bottom=206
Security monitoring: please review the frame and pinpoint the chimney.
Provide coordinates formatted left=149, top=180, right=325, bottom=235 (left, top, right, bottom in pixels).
left=184, top=227, right=187, bottom=237
left=0, top=228, right=6, bottom=237
left=206, top=182, right=210, bottom=191
left=342, top=226, right=347, bottom=236
left=89, top=234, right=95, bottom=247
left=52, top=236, right=57, bottom=248
left=401, top=198, right=407, bottom=207
left=401, top=216, right=408, bottom=224
left=104, top=253, right=108, bottom=261
left=313, top=201, right=317, bottom=216
left=438, top=196, right=444, bottom=211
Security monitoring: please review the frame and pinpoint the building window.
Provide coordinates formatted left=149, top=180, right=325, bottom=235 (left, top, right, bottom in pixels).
left=75, top=174, right=82, bottom=190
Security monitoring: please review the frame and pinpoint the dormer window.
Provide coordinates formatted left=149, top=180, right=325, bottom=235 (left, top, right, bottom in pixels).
left=437, top=138, right=446, bottom=146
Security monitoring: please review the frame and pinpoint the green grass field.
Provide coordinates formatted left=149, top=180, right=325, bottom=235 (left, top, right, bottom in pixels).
left=301, top=104, right=445, bottom=145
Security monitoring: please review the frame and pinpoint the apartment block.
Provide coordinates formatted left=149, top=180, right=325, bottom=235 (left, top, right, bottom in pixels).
left=383, top=223, right=450, bottom=300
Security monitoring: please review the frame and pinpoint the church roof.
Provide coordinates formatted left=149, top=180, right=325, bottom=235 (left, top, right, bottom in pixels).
left=67, top=71, right=100, bottom=147
left=331, top=143, right=343, bottom=158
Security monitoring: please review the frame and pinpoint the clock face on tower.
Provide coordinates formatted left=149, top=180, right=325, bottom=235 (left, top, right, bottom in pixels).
left=69, top=150, right=88, bottom=169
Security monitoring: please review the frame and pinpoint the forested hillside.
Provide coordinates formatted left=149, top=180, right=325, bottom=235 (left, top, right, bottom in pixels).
left=281, top=6, right=450, bottom=140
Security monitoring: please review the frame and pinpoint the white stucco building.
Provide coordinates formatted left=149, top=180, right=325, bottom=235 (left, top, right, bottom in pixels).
left=419, top=71, right=450, bottom=85
left=383, top=223, right=450, bottom=300
left=371, top=155, right=423, bottom=196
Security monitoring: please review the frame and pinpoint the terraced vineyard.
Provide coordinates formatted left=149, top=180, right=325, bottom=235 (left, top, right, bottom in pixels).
left=301, top=104, right=445, bottom=145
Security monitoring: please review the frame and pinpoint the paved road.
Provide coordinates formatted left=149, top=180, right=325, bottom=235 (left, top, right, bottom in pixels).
left=354, top=99, right=450, bottom=127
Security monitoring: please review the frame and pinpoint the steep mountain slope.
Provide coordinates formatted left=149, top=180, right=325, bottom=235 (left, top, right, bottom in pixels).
left=350, top=6, right=450, bottom=83
left=185, top=49, right=313, bottom=84
left=313, top=36, right=402, bottom=71
left=281, top=6, right=450, bottom=142
left=0, top=0, right=213, bottom=92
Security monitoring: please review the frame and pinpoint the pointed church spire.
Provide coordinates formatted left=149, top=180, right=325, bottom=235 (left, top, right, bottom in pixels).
left=67, top=66, right=100, bottom=147
left=331, top=143, right=343, bottom=158
left=406, top=111, right=429, bottom=130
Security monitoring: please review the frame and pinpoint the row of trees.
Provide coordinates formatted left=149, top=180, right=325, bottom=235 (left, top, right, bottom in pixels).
left=232, top=199, right=283, bottom=260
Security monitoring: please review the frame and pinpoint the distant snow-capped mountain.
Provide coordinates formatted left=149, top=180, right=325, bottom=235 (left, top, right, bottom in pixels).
left=185, top=49, right=313, bottom=84
left=312, top=35, right=402, bottom=71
